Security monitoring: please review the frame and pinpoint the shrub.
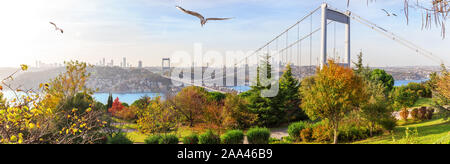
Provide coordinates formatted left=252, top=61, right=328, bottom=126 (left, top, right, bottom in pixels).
left=115, top=106, right=137, bottom=121
left=405, top=82, right=431, bottom=98
left=199, top=130, right=220, bottom=144
left=312, top=124, right=332, bottom=142
left=107, top=133, right=133, bottom=144
left=281, top=136, right=295, bottom=143
left=380, top=117, right=397, bottom=131
left=246, top=127, right=271, bottom=144
left=269, top=138, right=292, bottom=144
left=221, top=130, right=244, bottom=144
left=144, top=134, right=162, bottom=144
left=410, top=108, right=419, bottom=120
left=339, top=126, right=371, bottom=142
left=399, top=109, right=409, bottom=121
left=182, top=133, right=199, bottom=144
left=109, top=97, right=126, bottom=116
left=269, top=137, right=281, bottom=143
left=300, top=128, right=313, bottom=142
left=418, top=107, right=427, bottom=120
left=159, top=134, right=179, bottom=144
left=287, top=121, right=309, bottom=141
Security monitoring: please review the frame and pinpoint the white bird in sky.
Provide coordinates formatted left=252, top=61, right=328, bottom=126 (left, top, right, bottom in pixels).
left=49, top=22, right=64, bottom=34
left=175, top=6, right=233, bottom=27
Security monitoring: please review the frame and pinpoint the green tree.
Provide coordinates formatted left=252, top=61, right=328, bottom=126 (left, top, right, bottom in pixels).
left=370, top=69, right=395, bottom=92
left=222, top=93, right=258, bottom=129
left=392, top=86, right=418, bottom=111
left=107, top=93, right=113, bottom=110
left=352, top=51, right=371, bottom=79
left=60, top=92, right=95, bottom=113
left=405, top=82, right=431, bottom=98
left=131, top=96, right=151, bottom=109
left=207, top=92, right=226, bottom=103
left=360, top=81, right=393, bottom=136
left=278, top=64, right=307, bottom=122
left=300, top=60, right=365, bottom=144
left=243, top=54, right=284, bottom=126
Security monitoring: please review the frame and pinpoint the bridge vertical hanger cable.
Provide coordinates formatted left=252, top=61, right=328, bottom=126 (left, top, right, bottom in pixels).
left=334, top=21, right=336, bottom=61
left=297, top=23, right=301, bottom=68
left=286, top=31, right=289, bottom=65
left=290, top=32, right=293, bottom=63
left=309, top=13, right=313, bottom=72
left=276, top=38, right=279, bottom=66
left=235, top=6, right=320, bottom=66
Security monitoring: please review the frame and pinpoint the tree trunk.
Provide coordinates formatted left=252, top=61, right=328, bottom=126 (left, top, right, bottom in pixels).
left=333, top=126, right=339, bottom=144
left=189, top=119, right=194, bottom=127
left=369, top=122, right=374, bottom=137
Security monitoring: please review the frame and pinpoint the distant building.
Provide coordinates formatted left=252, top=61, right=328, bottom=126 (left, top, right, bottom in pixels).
left=123, top=57, right=127, bottom=68
left=138, top=61, right=143, bottom=68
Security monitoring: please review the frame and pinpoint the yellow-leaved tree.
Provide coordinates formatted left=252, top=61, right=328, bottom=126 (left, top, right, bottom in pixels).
left=300, top=60, right=366, bottom=144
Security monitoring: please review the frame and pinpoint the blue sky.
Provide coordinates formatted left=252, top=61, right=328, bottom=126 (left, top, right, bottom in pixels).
left=0, top=0, right=448, bottom=67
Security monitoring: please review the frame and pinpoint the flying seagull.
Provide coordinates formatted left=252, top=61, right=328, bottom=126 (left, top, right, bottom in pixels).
left=381, top=9, right=397, bottom=16
left=176, top=6, right=232, bottom=27
left=49, top=22, right=64, bottom=34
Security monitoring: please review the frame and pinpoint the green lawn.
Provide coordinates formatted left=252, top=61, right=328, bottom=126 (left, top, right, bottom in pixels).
left=122, top=125, right=196, bottom=143
left=354, top=118, right=450, bottom=144
left=412, top=98, right=433, bottom=108
left=125, top=131, right=149, bottom=143
left=114, top=123, right=138, bottom=130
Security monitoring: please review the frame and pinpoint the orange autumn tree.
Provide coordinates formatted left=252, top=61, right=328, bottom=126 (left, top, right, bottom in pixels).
left=170, top=86, right=208, bottom=127
left=108, top=97, right=125, bottom=116
left=436, top=66, right=449, bottom=100
left=433, top=64, right=450, bottom=119
left=300, top=60, right=366, bottom=144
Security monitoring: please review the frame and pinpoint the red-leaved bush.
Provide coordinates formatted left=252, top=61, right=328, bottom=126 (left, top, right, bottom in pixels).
left=108, top=97, right=125, bottom=115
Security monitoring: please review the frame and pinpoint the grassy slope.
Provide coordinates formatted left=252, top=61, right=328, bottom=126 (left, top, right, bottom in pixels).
left=412, top=98, right=433, bottom=108
left=354, top=118, right=450, bottom=144
left=124, top=126, right=196, bottom=143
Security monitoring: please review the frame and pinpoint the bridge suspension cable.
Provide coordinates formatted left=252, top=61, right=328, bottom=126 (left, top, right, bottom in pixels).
left=234, top=6, right=321, bottom=66
left=347, top=11, right=447, bottom=65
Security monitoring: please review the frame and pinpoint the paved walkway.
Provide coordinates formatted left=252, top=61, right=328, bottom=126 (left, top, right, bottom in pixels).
left=270, top=126, right=289, bottom=139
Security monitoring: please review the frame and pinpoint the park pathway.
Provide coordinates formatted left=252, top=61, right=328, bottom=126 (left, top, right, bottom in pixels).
left=270, top=126, right=289, bottom=140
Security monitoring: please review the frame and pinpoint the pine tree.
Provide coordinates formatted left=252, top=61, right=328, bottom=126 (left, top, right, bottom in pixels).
left=277, top=64, right=307, bottom=122
left=107, top=92, right=113, bottom=110
left=352, top=51, right=371, bottom=79
left=244, top=54, right=284, bottom=127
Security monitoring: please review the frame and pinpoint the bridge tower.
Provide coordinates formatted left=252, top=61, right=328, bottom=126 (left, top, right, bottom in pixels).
left=234, top=59, right=238, bottom=87
left=245, top=57, right=249, bottom=86
left=162, top=58, right=171, bottom=76
left=320, top=3, right=351, bottom=68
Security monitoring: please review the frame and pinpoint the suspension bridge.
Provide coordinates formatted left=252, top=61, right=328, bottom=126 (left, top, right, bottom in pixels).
left=161, top=3, right=446, bottom=94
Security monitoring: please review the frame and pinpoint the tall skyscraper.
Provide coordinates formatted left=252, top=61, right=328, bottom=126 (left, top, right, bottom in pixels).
left=138, top=60, right=142, bottom=68
left=123, top=57, right=127, bottom=68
